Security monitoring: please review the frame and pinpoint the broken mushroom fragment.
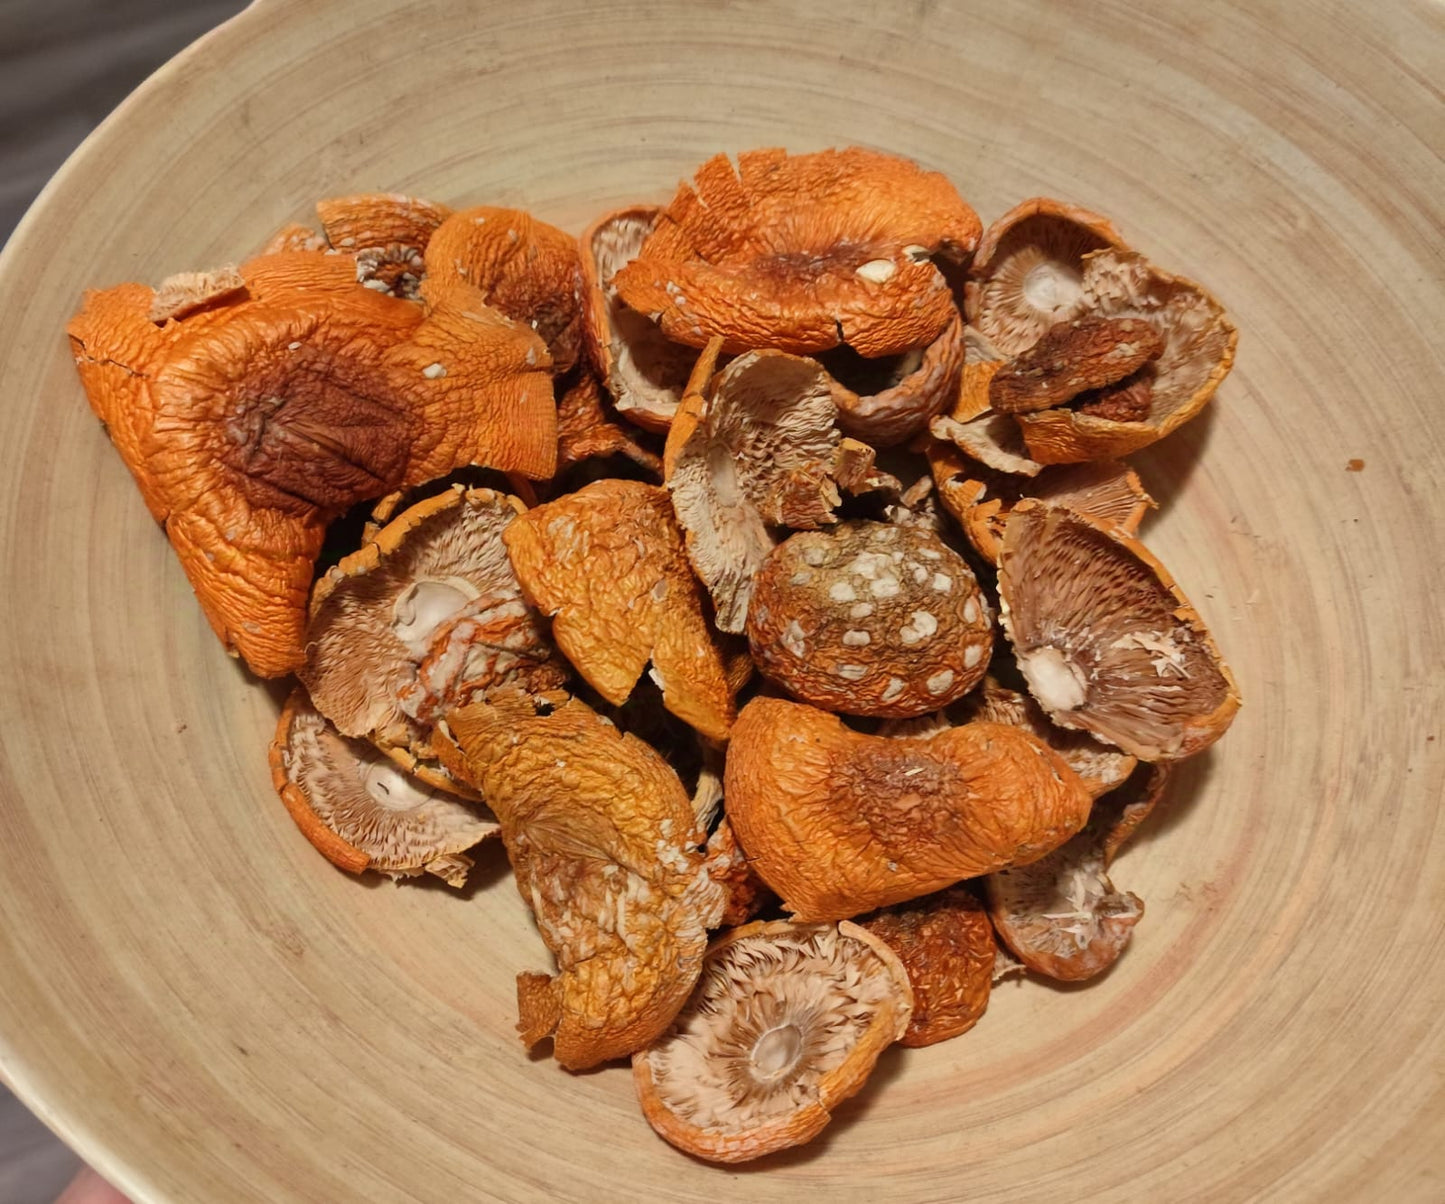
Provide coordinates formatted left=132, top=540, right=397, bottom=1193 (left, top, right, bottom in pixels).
left=632, top=919, right=912, bottom=1163
left=998, top=501, right=1241, bottom=760
left=705, top=818, right=777, bottom=927
left=580, top=205, right=699, bottom=431
left=502, top=478, right=736, bottom=741
left=858, top=888, right=996, bottom=1047
left=929, top=410, right=1044, bottom=477
left=269, top=687, right=497, bottom=886
left=725, top=697, right=1094, bottom=921
left=440, top=691, right=726, bottom=1070
left=554, top=371, right=663, bottom=478
left=615, top=147, right=982, bottom=357
left=316, top=192, right=454, bottom=298
left=988, top=315, right=1163, bottom=414
left=746, top=520, right=992, bottom=718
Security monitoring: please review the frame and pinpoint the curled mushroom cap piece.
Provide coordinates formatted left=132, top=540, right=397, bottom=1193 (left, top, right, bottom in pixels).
left=998, top=501, right=1241, bottom=760
left=1014, top=248, right=1238, bottom=464
left=965, top=197, right=1126, bottom=356
left=858, top=888, right=996, bottom=1047
left=580, top=206, right=699, bottom=432
left=302, top=486, right=567, bottom=752
left=666, top=349, right=845, bottom=633
left=615, top=147, right=982, bottom=357
left=725, top=697, right=1094, bottom=921
left=268, top=688, right=497, bottom=886
left=554, top=371, right=662, bottom=478
left=746, top=520, right=992, bottom=718
left=986, top=762, right=1170, bottom=981
left=440, top=691, right=726, bottom=1070
left=316, top=192, right=454, bottom=298
left=425, top=206, right=584, bottom=372
left=503, top=478, right=736, bottom=741
left=632, top=919, right=912, bottom=1163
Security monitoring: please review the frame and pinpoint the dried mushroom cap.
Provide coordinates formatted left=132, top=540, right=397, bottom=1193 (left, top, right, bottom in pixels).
left=580, top=205, right=698, bottom=432
left=632, top=919, right=912, bottom=1163
left=666, top=350, right=845, bottom=633
left=986, top=761, right=1169, bottom=980
left=268, top=687, right=497, bottom=886
left=725, top=697, right=1094, bottom=921
left=302, top=486, right=566, bottom=748
left=988, top=316, right=1163, bottom=415
left=554, top=371, right=662, bottom=478
left=930, top=410, right=1044, bottom=477
left=858, top=888, right=996, bottom=1047
left=965, top=197, right=1126, bottom=356
left=746, top=520, right=992, bottom=718
left=706, top=818, right=777, bottom=927
left=819, top=308, right=966, bottom=447
left=1015, top=248, right=1238, bottom=464
left=441, top=691, right=726, bottom=1069
left=316, top=192, right=453, bottom=299
left=503, top=479, right=736, bottom=742
left=425, top=206, right=585, bottom=373
left=614, top=147, right=982, bottom=357
left=998, top=501, right=1241, bottom=760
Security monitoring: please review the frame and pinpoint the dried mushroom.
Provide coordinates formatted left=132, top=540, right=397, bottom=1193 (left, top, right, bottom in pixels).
left=988, top=315, right=1163, bottom=414
left=632, top=919, right=912, bottom=1163
left=440, top=691, right=726, bottom=1069
left=580, top=205, right=698, bottom=431
left=986, top=762, right=1170, bottom=980
left=503, top=479, right=736, bottom=741
left=315, top=192, right=453, bottom=298
left=998, top=501, right=1241, bottom=760
left=614, top=147, right=981, bottom=357
left=965, top=197, right=1125, bottom=356
left=425, top=206, right=584, bottom=372
left=302, top=486, right=566, bottom=754
left=269, top=687, right=497, bottom=886
left=930, top=410, right=1044, bottom=477
left=706, top=818, right=776, bottom=927
left=746, top=520, right=992, bottom=718
left=665, top=349, right=846, bottom=632
left=725, top=697, right=1094, bottom=921
left=554, top=371, right=662, bottom=478
left=858, top=888, right=996, bottom=1047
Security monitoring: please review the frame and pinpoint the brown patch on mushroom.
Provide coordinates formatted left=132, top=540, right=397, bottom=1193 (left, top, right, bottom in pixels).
left=580, top=205, right=700, bottom=432
left=725, top=697, right=1094, bottom=921
left=503, top=479, right=736, bottom=742
left=705, top=818, right=777, bottom=927
left=269, top=687, right=497, bottom=886
left=998, top=501, right=1241, bottom=760
left=440, top=690, right=726, bottom=1069
left=665, top=349, right=846, bottom=632
left=746, top=520, right=992, bottom=718
left=632, top=919, right=912, bottom=1163
left=1014, top=249, right=1238, bottom=463
left=965, top=197, right=1126, bottom=356
left=315, top=192, right=454, bottom=299
left=425, top=206, right=584, bottom=373
left=858, top=887, right=996, bottom=1047
left=614, top=147, right=982, bottom=357
left=555, top=370, right=662, bottom=478
left=988, top=315, right=1163, bottom=414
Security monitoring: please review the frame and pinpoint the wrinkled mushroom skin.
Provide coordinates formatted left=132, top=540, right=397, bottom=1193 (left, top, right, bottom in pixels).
left=725, top=698, right=1094, bottom=921
left=316, top=192, right=453, bottom=299
left=615, top=147, right=982, bottom=357
left=631, top=920, right=912, bottom=1163
left=705, top=818, right=777, bottom=926
left=554, top=371, right=663, bottom=477
left=442, top=692, right=726, bottom=1070
left=998, top=501, right=1241, bottom=760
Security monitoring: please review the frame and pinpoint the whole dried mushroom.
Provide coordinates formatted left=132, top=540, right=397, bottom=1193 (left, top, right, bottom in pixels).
left=632, top=920, right=912, bottom=1163
left=269, top=688, right=497, bottom=886
left=998, top=501, right=1241, bottom=760
left=746, top=520, right=992, bottom=718
left=615, top=147, right=981, bottom=357
left=725, top=697, right=1094, bottom=921
left=440, top=691, right=726, bottom=1070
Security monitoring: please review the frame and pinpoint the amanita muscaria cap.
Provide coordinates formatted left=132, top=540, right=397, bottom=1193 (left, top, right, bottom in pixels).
left=67, top=252, right=557, bottom=676
left=615, top=147, right=982, bottom=357
left=997, top=500, right=1241, bottom=760
left=631, top=919, right=912, bottom=1163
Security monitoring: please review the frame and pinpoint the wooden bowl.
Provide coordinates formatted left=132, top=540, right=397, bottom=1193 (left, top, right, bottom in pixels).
left=0, top=2, right=1440, bottom=1199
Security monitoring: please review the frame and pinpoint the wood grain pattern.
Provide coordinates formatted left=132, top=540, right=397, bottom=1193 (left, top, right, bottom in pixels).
left=0, top=0, right=1441, bottom=1200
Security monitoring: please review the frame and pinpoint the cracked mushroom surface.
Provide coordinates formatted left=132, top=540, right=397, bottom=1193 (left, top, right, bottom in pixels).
left=632, top=919, right=912, bottom=1163
left=614, top=147, right=981, bottom=358
left=998, top=501, right=1241, bottom=760
left=440, top=691, right=726, bottom=1070
left=724, top=697, right=1094, bottom=921
left=301, top=486, right=567, bottom=757
left=665, top=348, right=846, bottom=633
left=746, top=520, right=992, bottom=718
left=269, top=687, right=497, bottom=887
left=503, top=478, right=736, bottom=742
